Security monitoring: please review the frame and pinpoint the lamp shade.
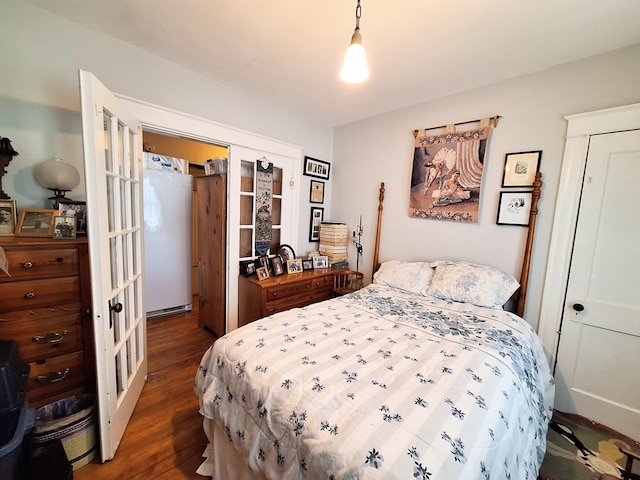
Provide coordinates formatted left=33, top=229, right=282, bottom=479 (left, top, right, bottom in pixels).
left=35, top=158, right=80, bottom=191
left=340, top=30, right=369, bottom=83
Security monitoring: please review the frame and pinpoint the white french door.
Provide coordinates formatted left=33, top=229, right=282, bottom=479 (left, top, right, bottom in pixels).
left=79, top=70, right=147, bottom=461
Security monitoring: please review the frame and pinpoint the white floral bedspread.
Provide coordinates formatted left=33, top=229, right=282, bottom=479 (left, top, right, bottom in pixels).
left=195, top=284, right=555, bottom=479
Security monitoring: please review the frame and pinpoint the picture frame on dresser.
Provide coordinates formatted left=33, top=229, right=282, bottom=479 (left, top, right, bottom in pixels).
left=15, top=209, right=56, bottom=237
left=302, top=259, right=314, bottom=271
left=256, top=266, right=270, bottom=281
left=52, top=216, right=77, bottom=239
left=0, top=199, right=17, bottom=235
left=286, top=258, right=303, bottom=274
left=58, top=200, right=87, bottom=236
left=312, top=255, right=329, bottom=269
left=270, top=255, right=285, bottom=276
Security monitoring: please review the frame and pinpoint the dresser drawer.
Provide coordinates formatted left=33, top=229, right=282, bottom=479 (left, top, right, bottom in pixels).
left=266, top=281, right=312, bottom=302
left=0, top=247, right=79, bottom=282
left=265, top=293, right=313, bottom=315
left=1, top=313, right=83, bottom=362
left=310, top=275, right=333, bottom=291
left=27, top=351, right=85, bottom=405
left=0, top=277, right=80, bottom=311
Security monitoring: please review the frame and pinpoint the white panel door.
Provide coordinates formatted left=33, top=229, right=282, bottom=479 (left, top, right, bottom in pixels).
left=554, top=129, right=640, bottom=441
left=79, top=70, right=147, bottom=461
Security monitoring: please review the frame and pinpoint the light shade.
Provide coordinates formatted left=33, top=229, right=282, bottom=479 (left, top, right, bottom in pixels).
left=340, top=30, right=369, bottom=84
left=35, top=158, right=80, bottom=191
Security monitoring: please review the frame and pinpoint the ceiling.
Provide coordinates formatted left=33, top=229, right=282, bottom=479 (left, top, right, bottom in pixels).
left=26, top=0, right=640, bottom=127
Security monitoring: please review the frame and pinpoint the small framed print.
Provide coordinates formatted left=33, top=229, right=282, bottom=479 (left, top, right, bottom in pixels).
left=303, top=156, right=331, bottom=180
left=496, top=191, right=533, bottom=226
left=502, top=151, right=542, bottom=187
left=312, top=255, right=329, bottom=269
left=0, top=199, right=17, bottom=236
left=58, top=200, right=87, bottom=236
left=256, top=266, right=270, bottom=281
left=52, top=216, right=77, bottom=239
left=240, top=259, right=257, bottom=277
left=270, top=255, right=285, bottom=276
left=258, top=255, right=271, bottom=273
left=309, top=207, right=324, bottom=242
left=286, top=258, right=303, bottom=274
left=16, top=209, right=56, bottom=237
left=302, top=259, right=314, bottom=271
left=309, top=180, right=325, bottom=204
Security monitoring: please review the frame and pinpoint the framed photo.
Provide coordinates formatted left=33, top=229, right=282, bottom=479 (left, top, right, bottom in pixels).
left=15, top=209, right=56, bottom=237
left=256, top=266, right=270, bottom=281
left=286, top=258, right=303, bottom=274
left=303, top=156, right=331, bottom=180
left=312, top=255, right=329, bottom=269
left=0, top=199, right=17, bottom=236
left=309, top=180, right=325, bottom=204
left=240, top=259, right=257, bottom=277
left=309, top=207, right=324, bottom=242
left=270, top=255, right=285, bottom=276
left=277, top=244, right=296, bottom=263
left=302, top=259, right=314, bottom=271
left=52, top=216, right=76, bottom=239
left=258, top=255, right=271, bottom=273
left=496, top=191, right=533, bottom=226
left=58, top=201, right=87, bottom=235
left=502, top=151, right=542, bottom=187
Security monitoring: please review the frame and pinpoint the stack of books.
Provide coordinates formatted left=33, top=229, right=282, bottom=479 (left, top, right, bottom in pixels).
left=319, top=222, right=349, bottom=266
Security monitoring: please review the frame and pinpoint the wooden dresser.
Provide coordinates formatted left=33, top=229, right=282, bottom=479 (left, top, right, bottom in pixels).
left=238, top=268, right=337, bottom=327
left=0, top=237, right=94, bottom=408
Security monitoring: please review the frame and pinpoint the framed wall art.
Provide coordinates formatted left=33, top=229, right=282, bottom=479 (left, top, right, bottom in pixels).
left=15, top=209, right=56, bottom=237
left=309, top=180, right=325, bottom=204
left=303, top=156, right=331, bottom=180
left=0, top=199, right=17, bottom=235
left=496, top=191, right=533, bottom=226
left=309, top=206, right=324, bottom=242
left=502, top=151, right=541, bottom=187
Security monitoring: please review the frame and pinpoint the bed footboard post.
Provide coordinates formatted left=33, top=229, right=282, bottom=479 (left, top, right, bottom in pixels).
left=372, top=182, right=385, bottom=281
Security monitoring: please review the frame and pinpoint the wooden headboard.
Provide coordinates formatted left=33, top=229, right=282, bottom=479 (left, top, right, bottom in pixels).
left=371, top=172, right=543, bottom=318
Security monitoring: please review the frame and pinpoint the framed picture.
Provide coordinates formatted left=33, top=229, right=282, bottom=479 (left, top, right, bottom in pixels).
left=496, top=191, right=533, bottom=226
left=258, top=255, right=271, bottom=273
left=256, top=266, right=270, bottom=281
left=309, top=180, right=325, bottom=204
left=502, top=151, right=542, bottom=187
left=270, top=255, right=285, bottom=276
left=52, top=216, right=77, bottom=239
left=0, top=199, right=17, bottom=236
left=286, top=258, right=303, bottom=274
left=15, top=209, right=56, bottom=237
left=309, top=207, right=324, bottom=242
left=277, top=244, right=296, bottom=263
left=240, top=259, right=257, bottom=277
left=312, top=255, right=329, bottom=269
left=303, top=156, right=331, bottom=180
left=58, top=201, right=87, bottom=236
left=302, top=259, right=314, bottom=271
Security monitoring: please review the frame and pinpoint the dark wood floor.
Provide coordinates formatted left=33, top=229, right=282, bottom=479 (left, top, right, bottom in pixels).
left=75, top=305, right=217, bottom=480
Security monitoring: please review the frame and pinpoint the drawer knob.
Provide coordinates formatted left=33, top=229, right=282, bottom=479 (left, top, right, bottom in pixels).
left=32, top=330, right=69, bottom=344
left=35, top=368, right=70, bottom=384
left=25, top=292, right=36, bottom=300
left=22, top=261, right=33, bottom=269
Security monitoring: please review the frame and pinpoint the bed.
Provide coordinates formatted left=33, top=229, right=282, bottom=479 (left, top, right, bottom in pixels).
left=195, top=179, right=554, bottom=479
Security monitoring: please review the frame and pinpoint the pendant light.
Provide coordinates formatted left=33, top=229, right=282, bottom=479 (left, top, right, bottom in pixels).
left=340, top=0, right=369, bottom=84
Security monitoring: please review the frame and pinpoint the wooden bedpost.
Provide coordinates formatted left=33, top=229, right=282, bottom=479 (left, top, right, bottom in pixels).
left=372, top=182, right=385, bottom=280
left=516, top=172, right=543, bottom=318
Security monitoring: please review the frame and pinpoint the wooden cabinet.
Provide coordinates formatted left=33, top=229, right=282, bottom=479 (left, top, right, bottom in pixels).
left=238, top=269, right=336, bottom=327
left=196, top=174, right=226, bottom=337
left=0, top=237, right=94, bottom=408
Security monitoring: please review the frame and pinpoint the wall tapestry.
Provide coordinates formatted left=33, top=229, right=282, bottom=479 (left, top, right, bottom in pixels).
left=409, top=119, right=495, bottom=223
left=255, top=158, right=273, bottom=255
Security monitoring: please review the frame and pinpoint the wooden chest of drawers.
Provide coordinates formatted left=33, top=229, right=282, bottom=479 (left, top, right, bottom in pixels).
left=238, top=268, right=337, bottom=327
left=0, top=237, right=94, bottom=408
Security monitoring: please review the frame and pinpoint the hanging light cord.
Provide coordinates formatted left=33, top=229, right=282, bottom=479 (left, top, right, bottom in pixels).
left=354, top=0, right=362, bottom=32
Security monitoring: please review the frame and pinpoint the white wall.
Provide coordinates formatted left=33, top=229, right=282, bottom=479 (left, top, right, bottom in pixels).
left=332, top=43, right=640, bottom=333
left=0, top=0, right=333, bottom=253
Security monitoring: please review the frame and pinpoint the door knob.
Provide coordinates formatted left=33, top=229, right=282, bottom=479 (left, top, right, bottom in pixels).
left=572, top=303, right=585, bottom=312
left=109, top=300, right=123, bottom=313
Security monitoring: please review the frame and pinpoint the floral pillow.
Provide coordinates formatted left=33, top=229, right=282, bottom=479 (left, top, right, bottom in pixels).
left=425, top=261, right=520, bottom=308
left=373, top=260, right=435, bottom=296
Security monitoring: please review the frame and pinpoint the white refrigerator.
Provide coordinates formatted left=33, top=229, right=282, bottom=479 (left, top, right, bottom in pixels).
left=143, top=168, right=193, bottom=316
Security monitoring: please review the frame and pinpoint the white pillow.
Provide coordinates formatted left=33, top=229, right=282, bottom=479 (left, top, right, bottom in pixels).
left=425, top=261, right=519, bottom=308
left=373, top=260, right=435, bottom=295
